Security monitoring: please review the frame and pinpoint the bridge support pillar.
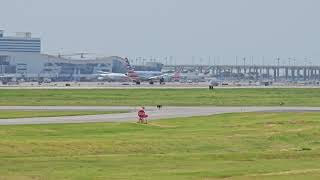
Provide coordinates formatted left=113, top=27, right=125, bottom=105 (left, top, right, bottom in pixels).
left=273, top=68, right=277, bottom=82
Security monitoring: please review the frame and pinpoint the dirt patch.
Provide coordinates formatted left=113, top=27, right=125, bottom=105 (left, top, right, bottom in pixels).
left=147, top=123, right=177, bottom=128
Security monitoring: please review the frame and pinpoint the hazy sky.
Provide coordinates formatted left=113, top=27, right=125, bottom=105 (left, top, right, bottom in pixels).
left=1, top=0, right=319, bottom=64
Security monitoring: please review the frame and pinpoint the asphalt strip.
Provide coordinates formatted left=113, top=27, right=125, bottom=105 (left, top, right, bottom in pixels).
left=0, top=106, right=320, bottom=125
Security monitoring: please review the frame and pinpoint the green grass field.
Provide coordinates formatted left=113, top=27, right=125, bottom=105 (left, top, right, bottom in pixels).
left=1, top=112, right=320, bottom=179
left=0, top=88, right=319, bottom=106
left=0, top=110, right=127, bottom=119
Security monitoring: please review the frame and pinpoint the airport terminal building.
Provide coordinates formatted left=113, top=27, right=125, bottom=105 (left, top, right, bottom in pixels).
left=0, top=30, right=127, bottom=82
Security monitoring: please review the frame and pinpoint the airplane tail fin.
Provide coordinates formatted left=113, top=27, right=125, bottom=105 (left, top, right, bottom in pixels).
left=124, top=58, right=134, bottom=71
left=124, top=58, right=140, bottom=82
left=173, top=69, right=181, bottom=81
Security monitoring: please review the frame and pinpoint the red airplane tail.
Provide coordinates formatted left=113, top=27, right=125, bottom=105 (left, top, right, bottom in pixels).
left=173, top=69, right=181, bottom=82
left=124, top=58, right=140, bottom=82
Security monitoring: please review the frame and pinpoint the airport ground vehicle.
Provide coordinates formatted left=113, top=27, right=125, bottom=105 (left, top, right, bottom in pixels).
left=209, top=80, right=219, bottom=89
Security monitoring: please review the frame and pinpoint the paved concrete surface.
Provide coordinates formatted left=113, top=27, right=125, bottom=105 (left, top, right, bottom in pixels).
left=1, top=106, right=320, bottom=125
left=1, top=82, right=320, bottom=89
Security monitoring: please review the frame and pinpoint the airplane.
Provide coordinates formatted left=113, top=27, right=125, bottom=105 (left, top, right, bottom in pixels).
left=124, top=58, right=163, bottom=84
left=96, top=71, right=129, bottom=82
left=172, top=71, right=206, bottom=83
left=96, top=58, right=164, bottom=84
left=137, top=71, right=162, bottom=79
left=148, top=72, right=179, bottom=82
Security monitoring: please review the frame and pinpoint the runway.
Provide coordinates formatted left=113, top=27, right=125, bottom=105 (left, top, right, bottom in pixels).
left=1, top=81, right=320, bottom=89
left=1, top=106, right=320, bottom=125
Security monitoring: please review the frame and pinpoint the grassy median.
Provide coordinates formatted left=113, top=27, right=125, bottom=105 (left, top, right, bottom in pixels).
left=1, top=112, right=320, bottom=179
left=0, top=88, right=319, bottom=106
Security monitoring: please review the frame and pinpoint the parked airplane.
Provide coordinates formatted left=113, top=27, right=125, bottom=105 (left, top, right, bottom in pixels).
left=124, top=58, right=163, bottom=83
left=149, top=72, right=178, bottom=82
left=173, top=72, right=206, bottom=83
left=96, top=71, right=129, bottom=81
left=96, top=58, right=163, bottom=84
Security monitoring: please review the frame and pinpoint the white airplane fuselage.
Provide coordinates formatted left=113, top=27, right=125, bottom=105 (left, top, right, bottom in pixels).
left=97, top=73, right=129, bottom=81
left=135, top=71, right=163, bottom=81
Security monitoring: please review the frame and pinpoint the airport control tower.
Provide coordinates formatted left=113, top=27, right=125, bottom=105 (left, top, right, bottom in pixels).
left=0, top=30, right=41, bottom=53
